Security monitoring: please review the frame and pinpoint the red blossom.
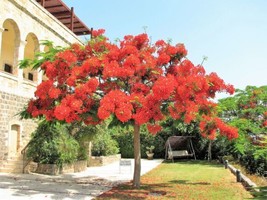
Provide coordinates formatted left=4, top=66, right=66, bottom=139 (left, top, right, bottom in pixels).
left=56, top=50, right=77, bottom=65
left=157, top=53, right=170, bottom=65
left=147, top=124, right=162, bottom=135
left=152, top=75, right=176, bottom=100
left=92, top=29, right=105, bottom=37
left=54, top=105, right=71, bottom=121
left=48, top=88, right=61, bottom=99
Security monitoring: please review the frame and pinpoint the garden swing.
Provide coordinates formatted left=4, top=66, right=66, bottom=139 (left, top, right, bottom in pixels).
left=165, top=136, right=196, bottom=162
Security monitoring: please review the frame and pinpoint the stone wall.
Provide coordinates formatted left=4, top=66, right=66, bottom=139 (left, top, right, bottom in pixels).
left=88, top=154, right=121, bottom=167
left=0, top=91, right=36, bottom=160
left=0, top=0, right=85, bottom=162
left=34, top=160, right=87, bottom=175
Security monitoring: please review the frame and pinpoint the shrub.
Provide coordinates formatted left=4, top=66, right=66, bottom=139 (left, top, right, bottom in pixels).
left=114, top=132, right=134, bottom=158
left=26, top=121, right=79, bottom=167
left=91, top=131, right=119, bottom=156
left=73, top=124, right=99, bottom=160
left=239, top=152, right=267, bottom=176
left=114, top=128, right=166, bottom=158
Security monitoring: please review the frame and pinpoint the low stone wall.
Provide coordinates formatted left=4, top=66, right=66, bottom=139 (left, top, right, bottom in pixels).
left=35, top=163, right=60, bottom=175
left=227, top=163, right=257, bottom=188
left=223, top=160, right=257, bottom=191
left=34, top=160, right=87, bottom=175
left=74, top=160, right=87, bottom=172
left=88, top=154, right=121, bottom=167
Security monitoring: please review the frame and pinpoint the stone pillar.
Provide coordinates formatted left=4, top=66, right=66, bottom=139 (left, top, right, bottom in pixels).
left=236, top=169, right=241, bottom=182
left=0, top=28, right=4, bottom=68
left=36, top=44, right=47, bottom=84
left=16, top=40, right=27, bottom=83
left=224, top=160, right=228, bottom=169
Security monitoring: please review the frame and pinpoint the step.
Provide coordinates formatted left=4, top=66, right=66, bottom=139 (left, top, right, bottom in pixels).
left=8, top=154, right=24, bottom=160
left=5, top=160, right=24, bottom=165
left=2, top=162, right=23, bottom=169
left=0, top=167, right=23, bottom=173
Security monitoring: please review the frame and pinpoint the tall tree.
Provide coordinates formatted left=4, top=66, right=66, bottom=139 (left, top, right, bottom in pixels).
left=21, top=30, right=238, bottom=187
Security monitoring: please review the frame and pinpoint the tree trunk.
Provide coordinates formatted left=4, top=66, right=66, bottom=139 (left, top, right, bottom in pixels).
left=133, top=124, right=141, bottom=188
left=208, top=140, right=212, bottom=161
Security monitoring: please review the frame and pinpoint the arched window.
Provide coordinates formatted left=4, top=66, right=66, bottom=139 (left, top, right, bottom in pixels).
left=0, top=19, right=20, bottom=75
left=23, top=33, right=39, bottom=82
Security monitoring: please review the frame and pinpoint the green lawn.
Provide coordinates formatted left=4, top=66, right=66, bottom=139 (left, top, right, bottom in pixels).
left=96, top=160, right=253, bottom=200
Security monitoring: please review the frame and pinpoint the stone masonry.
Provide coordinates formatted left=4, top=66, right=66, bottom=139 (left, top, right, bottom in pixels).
left=0, top=0, right=87, bottom=171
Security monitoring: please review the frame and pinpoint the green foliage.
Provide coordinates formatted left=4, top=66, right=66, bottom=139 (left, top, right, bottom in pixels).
left=250, top=186, right=267, bottom=199
left=146, top=146, right=155, bottom=153
left=218, top=85, right=267, bottom=174
left=114, top=132, right=134, bottom=158
left=19, top=40, right=65, bottom=70
left=72, top=123, right=99, bottom=160
left=161, top=117, right=198, bottom=136
left=91, top=129, right=119, bottom=156
left=26, top=121, right=79, bottom=167
left=114, top=126, right=166, bottom=158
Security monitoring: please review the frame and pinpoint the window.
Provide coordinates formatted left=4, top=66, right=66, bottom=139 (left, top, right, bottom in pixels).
left=4, top=64, right=12, bottom=73
left=28, top=73, right=34, bottom=81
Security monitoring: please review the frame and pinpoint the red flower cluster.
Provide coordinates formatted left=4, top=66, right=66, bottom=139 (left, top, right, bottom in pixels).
left=199, top=115, right=238, bottom=140
left=92, top=29, right=105, bottom=37
left=54, top=95, right=83, bottom=123
left=98, top=90, right=133, bottom=122
left=147, top=123, right=162, bottom=135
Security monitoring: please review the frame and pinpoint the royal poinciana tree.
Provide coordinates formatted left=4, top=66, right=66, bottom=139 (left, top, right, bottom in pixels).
left=22, top=29, right=238, bottom=187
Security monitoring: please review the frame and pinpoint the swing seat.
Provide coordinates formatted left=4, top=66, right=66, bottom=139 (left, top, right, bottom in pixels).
left=168, top=150, right=189, bottom=159
left=165, top=136, right=196, bottom=162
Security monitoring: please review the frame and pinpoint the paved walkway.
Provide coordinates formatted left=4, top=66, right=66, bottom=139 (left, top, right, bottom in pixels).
left=0, top=159, right=163, bottom=200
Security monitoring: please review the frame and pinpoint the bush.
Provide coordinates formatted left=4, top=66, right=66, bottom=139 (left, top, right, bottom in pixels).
left=73, top=124, right=99, bottom=160
left=140, top=131, right=165, bottom=158
left=239, top=152, right=267, bottom=176
left=26, top=121, right=79, bottom=167
left=114, top=132, right=134, bottom=158
left=91, top=131, right=119, bottom=156
left=114, top=128, right=166, bottom=158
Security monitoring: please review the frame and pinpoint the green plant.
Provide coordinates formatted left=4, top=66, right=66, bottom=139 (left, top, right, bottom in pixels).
left=91, top=130, right=119, bottom=156
left=26, top=121, right=79, bottom=167
left=250, top=186, right=267, bottom=199
left=72, top=124, right=99, bottom=160
left=114, top=132, right=134, bottom=158
left=146, top=146, right=155, bottom=154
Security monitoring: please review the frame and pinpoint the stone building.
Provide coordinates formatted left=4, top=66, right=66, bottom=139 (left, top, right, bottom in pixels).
left=0, top=0, right=91, bottom=172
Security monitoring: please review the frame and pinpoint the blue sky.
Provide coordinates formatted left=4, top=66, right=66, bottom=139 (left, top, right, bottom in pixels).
left=64, top=0, right=267, bottom=95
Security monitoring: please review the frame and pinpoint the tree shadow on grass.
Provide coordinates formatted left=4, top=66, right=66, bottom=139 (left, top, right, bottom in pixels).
left=97, top=181, right=176, bottom=199
left=163, top=159, right=224, bottom=168
left=169, top=179, right=211, bottom=185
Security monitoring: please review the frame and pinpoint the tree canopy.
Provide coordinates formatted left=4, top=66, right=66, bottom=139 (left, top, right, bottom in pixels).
left=21, top=29, right=238, bottom=187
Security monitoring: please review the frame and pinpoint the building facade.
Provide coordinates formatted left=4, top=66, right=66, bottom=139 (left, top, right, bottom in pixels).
left=0, top=0, right=91, bottom=172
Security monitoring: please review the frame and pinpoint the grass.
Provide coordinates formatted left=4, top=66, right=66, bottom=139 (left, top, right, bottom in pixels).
left=95, top=160, right=253, bottom=200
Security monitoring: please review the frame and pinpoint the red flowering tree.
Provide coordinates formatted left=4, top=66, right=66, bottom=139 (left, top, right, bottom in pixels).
left=22, top=29, right=238, bottom=187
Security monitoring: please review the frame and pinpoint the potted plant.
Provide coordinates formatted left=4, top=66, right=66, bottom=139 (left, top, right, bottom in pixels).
left=146, top=146, right=155, bottom=160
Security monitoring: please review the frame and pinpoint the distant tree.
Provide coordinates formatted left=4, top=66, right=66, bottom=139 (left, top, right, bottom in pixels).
left=20, top=29, right=238, bottom=187
left=218, top=86, right=267, bottom=158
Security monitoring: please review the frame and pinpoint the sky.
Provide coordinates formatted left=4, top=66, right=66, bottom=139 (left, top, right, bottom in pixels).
left=63, top=0, right=267, bottom=97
